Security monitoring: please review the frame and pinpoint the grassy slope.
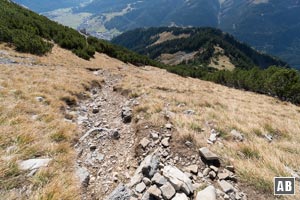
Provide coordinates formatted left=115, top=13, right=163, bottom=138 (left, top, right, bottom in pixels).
left=0, top=43, right=299, bottom=199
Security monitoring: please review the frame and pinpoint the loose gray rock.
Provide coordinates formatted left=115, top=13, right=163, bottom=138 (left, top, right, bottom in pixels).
left=80, top=128, right=106, bottom=142
left=150, top=131, right=159, bottom=140
left=122, top=107, right=132, bottom=123
left=142, top=177, right=151, bottom=186
left=196, top=185, right=216, bottom=200
left=112, top=130, right=120, bottom=139
left=35, top=96, right=44, bottom=102
left=183, top=110, right=195, bottom=115
left=162, top=165, right=193, bottom=195
left=135, top=182, right=146, bottom=193
left=147, top=185, right=162, bottom=198
left=218, top=180, right=234, bottom=193
left=210, top=165, right=219, bottom=172
left=107, top=184, right=131, bottom=200
left=160, top=182, right=176, bottom=199
left=140, top=138, right=151, bottom=149
left=165, top=123, right=173, bottom=130
left=199, top=147, right=219, bottom=161
left=19, top=158, right=52, bottom=171
left=92, top=107, right=99, bottom=114
left=152, top=173, right=168, bottom=186
left=185, top=164, right=198, bottom=174
left=203, top=168, right=211, bottom=176
left=264, top=134, right=273, bottom=142
left=129, top=151, right=160, bottom=187
left=76, top=166, right=90, bottom=187
left=161, top=138, right=170, bottom=147
left=172, top=193, right=189, bottom=200
left=209, top=171, right=217, bottom=180
left=230, top=130, right=244, bottom=142
left=218, top=172, right=230, bottom=180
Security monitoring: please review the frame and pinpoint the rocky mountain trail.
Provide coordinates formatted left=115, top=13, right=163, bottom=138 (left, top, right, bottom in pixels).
left=70, top=68, right=139, bottom=199
left=66, top=68, right=260, bottom=199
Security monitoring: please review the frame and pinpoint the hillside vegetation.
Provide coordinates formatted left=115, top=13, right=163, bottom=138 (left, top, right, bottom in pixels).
left=113, top=27, right=300, bottom=105
left=0, top=0, right=157, bottom=66
left=112, top=27, right=287, bottom=69
left=1, top=44, right=300, bottom=199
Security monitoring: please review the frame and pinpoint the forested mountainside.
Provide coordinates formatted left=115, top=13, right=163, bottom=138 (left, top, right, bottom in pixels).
left=0, top=0, right=156, bottom=65
left=112, top=27, right=287, bottom=69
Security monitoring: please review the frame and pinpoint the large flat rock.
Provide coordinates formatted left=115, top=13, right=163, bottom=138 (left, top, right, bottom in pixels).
left=19, top=158, right=52, bottom=171
left=162, top=165, right=193, bottom=195
left=199, top=147, right=219, bottom=161
left=196, top=185, right=216, bottom=200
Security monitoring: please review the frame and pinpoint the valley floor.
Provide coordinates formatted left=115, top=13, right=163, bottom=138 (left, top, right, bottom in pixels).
left=0, top=44, right=299, bottom=199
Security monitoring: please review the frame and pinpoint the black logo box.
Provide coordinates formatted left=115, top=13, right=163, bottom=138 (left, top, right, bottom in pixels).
left=274, top=177, right=296, bottom=195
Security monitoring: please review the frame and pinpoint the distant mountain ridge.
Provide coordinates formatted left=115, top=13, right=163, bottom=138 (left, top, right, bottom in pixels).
left=12, top=0, right=300, bottom=68
left=112, top=27, right=287, bottom=70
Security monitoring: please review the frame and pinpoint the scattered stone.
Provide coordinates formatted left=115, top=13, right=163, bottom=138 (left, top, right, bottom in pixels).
left=113, top=172, right=119, bottom=182
left=89, top=144, right=97, bottom=151
left=107, top=184, right=131, bottom=200
left=65, top=111, right=76, bottom=120
left=162, top=165, right=193, bottom=195
left=165, top=123, right=173, bottom=130
left=185, top=141, right=193, bottom=147
left=264, top=134, right=273, bottom=142
left=203, top=168, right=211, bottom=176
left=122, top=107, right=132, bottom=123
left=140, top=138, right=151, bottom=149
left=152, top=172, right=168, bottom=186
left=210, top=165, right=219, bottom=172
left=209, top=171, right=217, bottom=180
left=76, top=166, right=90, bottom=187
left=185, top=164, right=198, bottom=174
left=183, top=110, right=195, bottom=115
left=79, top=128, right=105, bottom=142
left=147, top=185, right=161, bottom=198
left=218, top=172, right=230, bottom=180
left=218, top=180, right=234, bottom=193
left=196, top=185, right=217, bottom=200
left=150, top=131, right=159, bottom=140
left=129, top=151, right=159, bottom=187
left=199, top=147, right=219, bottom=161
left=208, top=132, right=218, bottom=144
left=161, top=138, right=170, bottom=147
left=225, top=166, right=235, bottom=172
left=142, top=177, right=151, bottom=186
left=135, top=182, right=146, bottom=193
left=230, top=130, right=244, bottom=142
left=112, top=130, right=120, bottom=139
left=160, top=182, right=176, bottom=199
left=92, top=107, right=99, bottom=114
left=35, top=96, right=44, bottom=102
left=19, top=158, right=52, bottom=171
left=172, top=193, right=189, bottom=200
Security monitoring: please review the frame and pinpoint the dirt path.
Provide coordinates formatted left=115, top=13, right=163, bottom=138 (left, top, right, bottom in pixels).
left=74, top=69, right=137, bottom=200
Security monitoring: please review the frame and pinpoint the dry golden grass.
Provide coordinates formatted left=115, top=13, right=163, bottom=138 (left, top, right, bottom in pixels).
left=110, top=65, right=300, bottom=199
left=1, top=43, right=300, bottom=199
left=0, top=44, right=122, bottom=199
